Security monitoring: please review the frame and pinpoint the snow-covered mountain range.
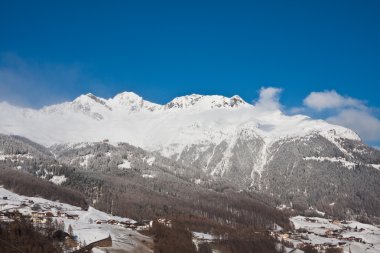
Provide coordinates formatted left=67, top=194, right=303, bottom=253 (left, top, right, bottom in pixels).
left=1, top=91, right=380, bottom=219
left=0, top=92, right=363, bottom=171
left=0, top=92, right=359, bottom=145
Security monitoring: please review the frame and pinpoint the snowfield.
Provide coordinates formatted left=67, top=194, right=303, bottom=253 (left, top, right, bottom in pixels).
left=290, top=216, right=380, bottom=253
left=303, top=157, right=357, bottom=169
left=118, top=159, right=132, bottom=169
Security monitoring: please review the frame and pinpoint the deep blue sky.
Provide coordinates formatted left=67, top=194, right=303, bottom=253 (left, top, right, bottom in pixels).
left=1, top=0, right=380, bottom=145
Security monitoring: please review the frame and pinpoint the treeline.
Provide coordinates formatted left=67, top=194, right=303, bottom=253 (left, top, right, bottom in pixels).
left=0, top=134, right=52, bottom=157
left=151, top=221, right=197, bottom=253
left=150, top=220, right=282, bottom=253
left=214, top=235, right=278, bottom=253
left=0, top=169, right=88, bottom=209
left=176, top=216, right=283, bottom=253
left=300, top=245, right=343, bottom=253
left=0, top=217, right=62, bottom=253
left=65, top=170, right=290, bottom=231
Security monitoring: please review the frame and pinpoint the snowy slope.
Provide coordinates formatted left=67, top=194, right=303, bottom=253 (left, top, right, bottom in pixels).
left=290, top=216, right=380, bottom=253
left=0, top=186, right=152, bottom=252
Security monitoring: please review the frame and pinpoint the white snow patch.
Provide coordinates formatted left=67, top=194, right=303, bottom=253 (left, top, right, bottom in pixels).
left=142, top=174, right=155, bottom=179
left=303, top=156, right=356, bottom=169
left=118, top=159, right=131, bottom=169
left=146, top=156, right=155, bottom=166
left=49, top=175, right=67, bottom=185
left=79, top=154, right=94, bottom=167
left=192, top=232, right=215, bottom=241
left=0, top=153, right=34, bottom=161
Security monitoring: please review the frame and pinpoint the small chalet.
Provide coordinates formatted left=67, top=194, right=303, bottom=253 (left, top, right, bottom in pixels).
left=66, top=214, right=79, bottom=220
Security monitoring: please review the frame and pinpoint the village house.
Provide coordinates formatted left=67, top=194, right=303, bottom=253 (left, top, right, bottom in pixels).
left=66, top=214, right=79, bottom=220
left=126, top=223, right=137, bottom=229
left=325, top=229, right=333, bottom=237
left=278, top=233, right=290, bottom=241
left=135, top=220, right=152, bottom=230
left=346, top=236, right=363, bottom=243
left=57, top=211, right=67, bottom=218
left=157, top=218, right=172, bottom=228
left=30, top=211, right=54, bottom=223
left=107, top=219, right=118, bottom=225
left=331, top=219, right=341, bottom=225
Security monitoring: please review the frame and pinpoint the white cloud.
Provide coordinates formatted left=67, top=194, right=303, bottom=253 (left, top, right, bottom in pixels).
left=254, top=87, right=282, bottom=111
left=256, top=88, right=380, bottom=144
left=303, top=90, right=365, bottom=111
left=327, top=109, right=380, bottom=142
left=300, top=89, right=380, bottom=143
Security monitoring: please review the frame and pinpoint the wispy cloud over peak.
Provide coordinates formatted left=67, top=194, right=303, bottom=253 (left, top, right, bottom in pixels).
left=327, top=109, right=380, bottom=142
left=303, top=90, right=365, bottom=111
left=254, top=87, right=283, bottom=112
left=297, top=89, right=380, bottom=144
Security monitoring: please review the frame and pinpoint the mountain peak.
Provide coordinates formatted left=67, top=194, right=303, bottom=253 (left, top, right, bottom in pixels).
left=108, top=91, right=161, bottom=112
left=73, top=93, right=105, bottom=104
left=113, top=91, right=142, bottom=100
left=109, top=91, right=143, bottom=109
left=164, top=94, right=250, bottom=110
left=230, top=95, right=246, bottom=107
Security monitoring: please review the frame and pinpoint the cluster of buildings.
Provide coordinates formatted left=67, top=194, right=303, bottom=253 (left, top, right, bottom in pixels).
left=30, top=211, right=80, bottom=223
left=92, top=218, right=152, bottom=230
left=272, top=218, right=370, bottom=252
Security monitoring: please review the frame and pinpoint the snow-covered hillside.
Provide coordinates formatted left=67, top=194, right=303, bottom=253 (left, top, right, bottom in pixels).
left=0, top=186, right=152, bottom=253
left=288, top=216, right=380, bottom=253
